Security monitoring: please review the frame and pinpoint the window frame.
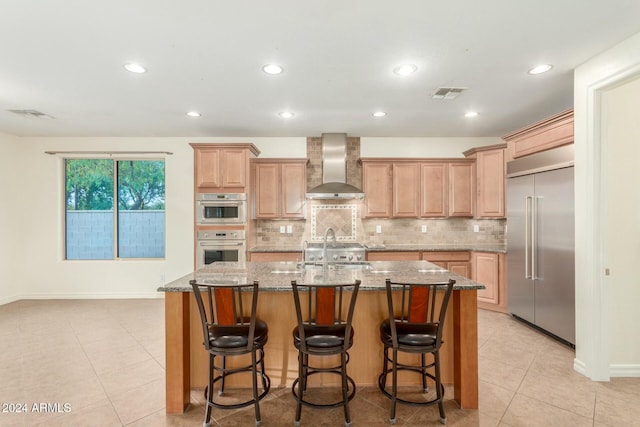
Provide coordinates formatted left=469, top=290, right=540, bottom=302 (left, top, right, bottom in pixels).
left=63, top=156, right=166, bottom=261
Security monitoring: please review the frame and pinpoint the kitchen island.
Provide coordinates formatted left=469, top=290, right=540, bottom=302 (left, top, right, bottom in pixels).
left=159, top=260, right=484, bottom=414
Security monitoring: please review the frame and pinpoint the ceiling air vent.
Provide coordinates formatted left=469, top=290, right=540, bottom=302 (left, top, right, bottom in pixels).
left=8, top=109, right=55, bottom=119
left=432, top=87, right=466, bottom=100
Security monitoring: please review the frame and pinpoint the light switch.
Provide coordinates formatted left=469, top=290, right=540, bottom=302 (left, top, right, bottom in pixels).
left=279, top=225, right=286, bottom=234
left=376, top=225, right=382, bottom=234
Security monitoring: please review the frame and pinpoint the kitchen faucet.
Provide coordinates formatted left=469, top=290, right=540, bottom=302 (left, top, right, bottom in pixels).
left=323, top=227, right=336, bottom=271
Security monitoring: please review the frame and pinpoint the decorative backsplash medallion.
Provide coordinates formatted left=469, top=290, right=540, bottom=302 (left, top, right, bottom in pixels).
left=311, top=205, right=357, bottom=241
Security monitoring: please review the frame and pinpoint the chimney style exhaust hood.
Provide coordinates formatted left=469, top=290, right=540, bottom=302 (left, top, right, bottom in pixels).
left=306, top=133, right=365, bottom=200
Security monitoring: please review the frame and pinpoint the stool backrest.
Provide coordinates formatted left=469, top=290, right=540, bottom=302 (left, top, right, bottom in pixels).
left=190, top=280, right=259, bottom=351
left=291, top=280, right=361, bottom=351
left=384, top=278, right=455, bottom=348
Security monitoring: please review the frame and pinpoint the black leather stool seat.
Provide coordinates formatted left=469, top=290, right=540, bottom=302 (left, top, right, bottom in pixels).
left=209, top=320, right=268, bottom=350
left=293, top=324, right=354, bottom=351
left=380, top=320, right=436, bottom=348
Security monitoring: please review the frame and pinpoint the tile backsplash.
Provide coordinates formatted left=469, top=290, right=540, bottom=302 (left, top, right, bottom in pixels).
left=254, top=210, right=505, bottom=248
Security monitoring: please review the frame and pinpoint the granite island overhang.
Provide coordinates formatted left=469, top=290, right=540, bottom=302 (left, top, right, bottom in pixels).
left=159, top=260, right=484, bottom=414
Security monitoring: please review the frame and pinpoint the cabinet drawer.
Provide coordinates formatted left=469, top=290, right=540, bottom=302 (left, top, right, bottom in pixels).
left=421, top=251, right=470, bottom=262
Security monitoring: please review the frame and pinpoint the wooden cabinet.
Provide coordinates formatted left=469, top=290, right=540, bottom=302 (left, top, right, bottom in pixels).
left=421, top=252, right=471, bottom=278
left=472, top=252, right=507, bottom=312
left=393, top=163, right=420, bottom=217
left=503, top=109, right=573, bottom=159
left=249, top=252, right=301, bottom=262
left=362, top=162, right=392, bottom=218
left=421, top=163, right=448, bottom=217
left=464, top=144, right=506, bottom=218
left=366, top=251, right=421, bottom=261
left=448, top=162, right=474, bottom=217
left=191, top=144, right=260, bottom=192
left=252, top=159, right=307, bottom=219
left=361, top=159, right=474, bottom=218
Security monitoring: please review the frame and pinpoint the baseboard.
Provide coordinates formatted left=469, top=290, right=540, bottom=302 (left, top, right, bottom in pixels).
left=573, top=358, right=587, bottom=376
left=1, top=292, right=164, bottom=305
left=610, top=364, right=640, bottom=377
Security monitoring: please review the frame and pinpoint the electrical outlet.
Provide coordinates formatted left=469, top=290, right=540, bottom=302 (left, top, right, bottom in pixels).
left=376, top=225, right=382, bottom=234
left=159, top=273, right=165, bottom=285
left=286, top=225, right=293, bottom=234
left=421, top=225, right=427, bottom=233
left=279, top=225, right=286, bottom=234
left=473, top=224, right=479, bottom=233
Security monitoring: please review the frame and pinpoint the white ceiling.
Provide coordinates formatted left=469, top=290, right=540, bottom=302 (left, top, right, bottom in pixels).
left=1, top=1, right=640, bottom=138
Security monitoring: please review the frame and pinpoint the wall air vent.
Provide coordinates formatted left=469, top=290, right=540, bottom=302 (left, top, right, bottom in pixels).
left=8, top=109, right=55, bottom=119
left=432, top=87, right=466, bottom=100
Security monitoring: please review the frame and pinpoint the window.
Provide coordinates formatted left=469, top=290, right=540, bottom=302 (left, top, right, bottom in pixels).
left=65, top=159, right=165, bottom=260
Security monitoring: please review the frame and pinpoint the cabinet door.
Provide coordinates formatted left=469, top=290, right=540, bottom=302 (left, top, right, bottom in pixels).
left=281, top=163, right=306, bottom=218
left=393, top=163, right=420, bottom=217
left=254, top=163, right=279, bottom=218
left=476, top=149, right=505, bottom=218
left=473, top=252, right=500, bottom=304
left=448, top=261, right=471, bottom=279
left=449, top=162, right=474, bottom=217
left=421, top=163, right=448, bottom=217
left=221, top=149, right=247, bottom=188
left=362, top=163, right=392, bottom=218
left=195, top=148, right=221, bottom=188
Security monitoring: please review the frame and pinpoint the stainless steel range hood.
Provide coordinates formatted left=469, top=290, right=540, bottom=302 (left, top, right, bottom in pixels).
left=306, top=133, right=365, bottom=200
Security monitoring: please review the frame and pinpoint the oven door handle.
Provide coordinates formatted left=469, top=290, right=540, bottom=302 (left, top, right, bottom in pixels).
left=198, top=242, right=245, bottom=247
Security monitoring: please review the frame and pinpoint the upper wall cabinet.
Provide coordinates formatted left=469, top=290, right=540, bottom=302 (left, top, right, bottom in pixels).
left=502, top=109, right=574, bottom=160
left=361, top=158, right=474, bottom=218
left=362, top=162, right=393, bottom=218
left=464, top=143, right=507, bottom=218
left=252, top=159, right=307, bottom=219
left=191, top=143, right=260, bottom=192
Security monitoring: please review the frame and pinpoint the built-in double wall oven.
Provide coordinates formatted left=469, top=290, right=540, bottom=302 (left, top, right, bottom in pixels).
left=196, top=193, right=247, bottom=225
left=196, top=230, right=246, bottom=269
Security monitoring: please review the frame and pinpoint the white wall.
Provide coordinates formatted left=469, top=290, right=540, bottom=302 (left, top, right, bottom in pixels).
left=0, top=132, right=22, bottom=304
left=574, top=30, right=640, bottom=378
left=361, top=137, right=502, bottom=157
left=603, top=77, right=640, bottom=369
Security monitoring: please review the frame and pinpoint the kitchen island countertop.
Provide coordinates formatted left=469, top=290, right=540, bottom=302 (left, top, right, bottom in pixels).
left=158, top=260, right=485, bottom=292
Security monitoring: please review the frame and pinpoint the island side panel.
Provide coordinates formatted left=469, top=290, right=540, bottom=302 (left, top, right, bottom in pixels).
left=165, top=292, right=191, bottom=414
left=453, top=289, right=479, bottom=409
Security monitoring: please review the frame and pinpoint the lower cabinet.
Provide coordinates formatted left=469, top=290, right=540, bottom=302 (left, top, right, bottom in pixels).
left=366, top=251, right=421, bottom=261
left=248, top=252, right=301, bottom=262
left=421, top=252, right=471, bottom=278
left=472, top=252, right=507, bottom=312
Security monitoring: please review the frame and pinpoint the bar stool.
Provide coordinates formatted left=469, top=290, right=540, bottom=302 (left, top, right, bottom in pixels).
left=190, top=280, right=270, bottom=427
left=378, top=278, right=455, bottom=425
left=290, top=280, right=361, bottom=427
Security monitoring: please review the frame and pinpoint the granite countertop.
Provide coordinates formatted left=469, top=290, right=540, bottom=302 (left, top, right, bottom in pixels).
left=249, top=243, right=507, bottom=254
left=158, top=260, right=485, bottom=293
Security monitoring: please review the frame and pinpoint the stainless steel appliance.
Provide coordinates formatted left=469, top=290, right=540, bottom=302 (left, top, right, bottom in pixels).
left=506, top=145, right=575, bottom=346
left=196, top=193, right=247, bottom=225
left=196, top=230, right=246, bottom=269
left=304, top=242, right=365, bottom=263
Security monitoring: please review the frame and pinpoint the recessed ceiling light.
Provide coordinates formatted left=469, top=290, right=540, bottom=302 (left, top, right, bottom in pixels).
left=186, top=111, right=201, bottom=117
left=393, top=64, right=417, bottom=76
left=123, top=63, right=147, bottom=74
left=528, top=64, right=553, bottom=75
left=278, top=111, right=294, bottom=118
left=262, top=64, right=284, bottom=75
left=464, top=111, right=479, bottom=118
left=373, top=111, right=387, bottom=117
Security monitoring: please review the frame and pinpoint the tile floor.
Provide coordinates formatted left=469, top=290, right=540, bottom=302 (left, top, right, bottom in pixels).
left=0, top=299, right=639, bottom=426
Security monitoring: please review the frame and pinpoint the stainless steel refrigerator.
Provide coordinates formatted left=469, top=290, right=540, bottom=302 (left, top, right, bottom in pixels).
left=506, top=145, right=575, bottom=346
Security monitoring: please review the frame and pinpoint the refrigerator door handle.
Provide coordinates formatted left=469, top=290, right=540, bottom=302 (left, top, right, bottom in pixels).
left=532, top=196, right=539, bottom=280
left=525, top=196, right=531, bottom=279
